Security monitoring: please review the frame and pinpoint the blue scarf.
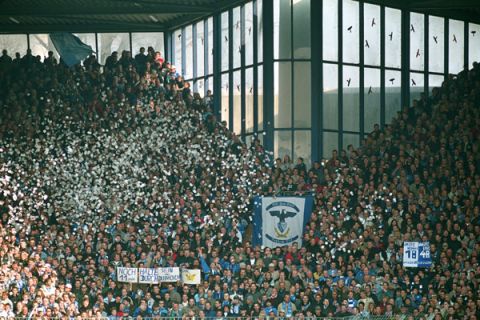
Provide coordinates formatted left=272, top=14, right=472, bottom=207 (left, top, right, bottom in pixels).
left=281, top=302, right=293, bottom=317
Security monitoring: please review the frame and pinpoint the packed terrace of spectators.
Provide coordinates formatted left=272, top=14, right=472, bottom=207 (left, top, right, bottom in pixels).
left=0, top=47, right=479, bottom=319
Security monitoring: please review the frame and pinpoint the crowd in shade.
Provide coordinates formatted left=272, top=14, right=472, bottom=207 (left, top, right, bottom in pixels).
left=0, top=44, right=479, bottom=320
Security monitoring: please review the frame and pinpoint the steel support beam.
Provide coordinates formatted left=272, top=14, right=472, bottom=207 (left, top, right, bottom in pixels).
left=0, top=23, right=167, bottom=33
left=0, top=4, right=214, bottom=17
left=262, top=0, right=274, bottom=153
left=311, top=0, right=322, bottom=161
left=401, top=9, right=410, bottom=108
left=213, top=14, right=222, bottom=118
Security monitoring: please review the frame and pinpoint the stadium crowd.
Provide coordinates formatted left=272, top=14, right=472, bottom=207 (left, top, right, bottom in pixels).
left=0, top=45, right=479, bottom=320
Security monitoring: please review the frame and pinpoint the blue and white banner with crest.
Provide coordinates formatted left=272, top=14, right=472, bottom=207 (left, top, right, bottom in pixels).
left=253, top=196, right=314, bottom=248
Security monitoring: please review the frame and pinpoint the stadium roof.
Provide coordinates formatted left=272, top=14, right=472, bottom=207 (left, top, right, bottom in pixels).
left=0, top=0, right=245, bottom=33
left=0, top=0, right=479, bottom=34
left=368, top=0, right=480, bottom=24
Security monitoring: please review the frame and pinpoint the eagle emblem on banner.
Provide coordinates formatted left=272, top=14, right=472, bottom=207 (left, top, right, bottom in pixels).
left=184, top=272, right=196, bottom=281
left=270, top=209, right=296, bottom=237
left=266, top=201, right=300, bottom=239
left=253, top=196, right=313, bottom=248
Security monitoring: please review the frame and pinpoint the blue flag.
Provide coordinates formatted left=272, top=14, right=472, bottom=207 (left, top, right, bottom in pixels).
left=253, top=196, right=313, bottom=248
left=199, top=254, right=211, bottom=275
left=50, top=32, right=94, bottom=67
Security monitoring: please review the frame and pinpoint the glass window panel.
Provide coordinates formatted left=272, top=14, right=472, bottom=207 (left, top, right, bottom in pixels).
left=185, top=25, right=193, bottom=79
left=364, top=4, right=380, bottom=66
left=429, top=74, right=444, bottom=92
left=196, top=22, right=205, bottom=77
left=187, top=81, right=193, bottom=91
left=385, top=69, right=401, bottom=124
left=29, top=34, right=60, bottom=62
left=207, top=76, right=213, bottom=97
left=323, top=63, right=338, bottom=130
left=294, top=62, right=311, bottom=128
left=294, top=131, right=312, bottom=167
left=364, top=68, right=381, bottom=133
left=428, top=17, right=444, bottom=73
left=469, top=23, right=480, bottom=67
left=195, top=79, right=205, bottom=97
left=410, top=72, right=424, bottom=106
left=245, top=133, right=260, bottom=147
left=343, top=133, right=359, bottom=151
left=323, top=131, right=338, bottom=159
left=244, top=134, right=253, bottom=147
left=0, top=34, right=28, bottom=57
left=257, top=0, right=263, bottom=63
left=208, top=17, right=214, bottom=75
left=245, top=2, right=254, bottom=66
left=274, top=131, right=292, bottom=160
left=258, top=65, right=264, bottom=131
left=385, top=8, right=401, bottom=68
left=233, top=70, right=242, bottom=134
left=221, top=11, right=229, bottom=72
left=274, top=62, right=292, bottom=128
left=343, top=0, right=359, bottom=64
left=174, top=29, right=183, bottom=75
left=221, top=73, right=230, bottom=128
left=274, top=0, right=292, bottom=60
left=449, top=19, right=465, bottom=74
left=131, top=32, right=164, bottom=58
left=323, top=0, right=338, bottom=61
left=293, top=0, right=311, bottom=59
left=343, top=65, right=360, bottom=132
left=233, top=7, right=241, bottom=69
left=205, top=77, right=210, bottom=96
left=410, top=13, right=425, bottom=71
left=74, top=33, right=96, bottom=56
left=98, top=33, right=129, bottom=66
left=246, top=68, right=254, bottom=133
left=257, top=133, right=264, bottom=146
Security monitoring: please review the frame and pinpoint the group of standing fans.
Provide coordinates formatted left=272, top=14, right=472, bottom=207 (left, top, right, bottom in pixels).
left=0, top=45, right=479, bottom=320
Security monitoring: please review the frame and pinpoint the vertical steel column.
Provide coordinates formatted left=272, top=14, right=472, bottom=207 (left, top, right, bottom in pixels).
left=424, top=14, right=429, bottom=96
left=241, top=5, right=247, bottom=139
left=311, top=0, right=322, bottom=161
left=164, top=31, right=172, bottom=64
left=253, top=0, right=259, bottom=133
left=228, top=9, right=234, bottom=132
left=192, top=23, right=198, bottom=92
left=338, top=0, right=343, bottom=152
left=94, top=33, right=98, bottom=58
left=359, top=1, right=365, bottom=141
left=129, top=32, right=133, bottom=54
left=262, top=0, right=274, bottom=153
left=204, top=19, right=210, bottom=97
left=213, top=14, right=222, bottom=118
left=171, top=31, right=176, bottom=67
left=464, top=21, right=469, bottom=71
left=401, top=10, right=410, bottom=109
left=444, top=19, right=449, bottom=78
left=202, top=18, right=209, bottom=96
left=289, top=0, right=294, bottom=157
left=380, top=6, right=386, bottom=128
left=181, top=27, right=186, bottom=77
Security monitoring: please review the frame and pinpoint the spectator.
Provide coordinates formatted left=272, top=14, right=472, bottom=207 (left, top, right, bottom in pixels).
left=134, top=47, right=147, bottom=74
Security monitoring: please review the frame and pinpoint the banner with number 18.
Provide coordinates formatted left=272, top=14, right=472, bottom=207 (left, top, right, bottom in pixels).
left=403, top=241, right=432, bottom=268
